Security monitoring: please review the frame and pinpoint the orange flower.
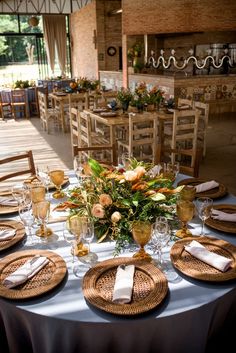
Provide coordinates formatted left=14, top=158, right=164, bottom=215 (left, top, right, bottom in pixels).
left=91, top=204, right=105, bottom=218
left=99, top=194, right=112, bottom=206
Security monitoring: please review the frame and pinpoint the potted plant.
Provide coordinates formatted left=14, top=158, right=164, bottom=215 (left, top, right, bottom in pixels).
left=116, top=88, right=133, bottom=113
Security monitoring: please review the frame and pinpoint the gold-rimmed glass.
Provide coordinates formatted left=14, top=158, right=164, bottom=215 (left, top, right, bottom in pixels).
left=35, top=200, right=53, bottom=237
left=132, top=220, right=152, bottom=261
left=49, top=170, right=65, bottom=199
left=176, top=199, right=195, bottom=238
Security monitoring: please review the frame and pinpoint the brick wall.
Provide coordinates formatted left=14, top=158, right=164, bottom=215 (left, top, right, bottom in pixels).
left=122, top=0, right=236, bottom=35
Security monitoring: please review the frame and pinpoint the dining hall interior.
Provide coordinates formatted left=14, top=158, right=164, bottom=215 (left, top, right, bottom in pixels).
left=0, top=1, right=236, bottom=353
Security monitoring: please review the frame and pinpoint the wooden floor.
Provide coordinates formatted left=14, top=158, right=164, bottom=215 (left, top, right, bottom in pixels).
left=0, top=113, right=236, bottom=195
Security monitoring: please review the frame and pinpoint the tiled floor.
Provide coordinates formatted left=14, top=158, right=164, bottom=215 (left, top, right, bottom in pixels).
left=0, top=113, right=236, bottom=195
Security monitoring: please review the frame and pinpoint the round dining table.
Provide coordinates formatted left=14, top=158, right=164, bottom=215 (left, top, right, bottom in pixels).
left=0, top=172, right=235, bottom=353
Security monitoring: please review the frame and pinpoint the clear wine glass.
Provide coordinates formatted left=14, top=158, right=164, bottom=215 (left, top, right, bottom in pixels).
left=73, top=154, right=89, bottom=184
left=37, top=166, right=51, bottom=200
left=11, top=184, right=26, bottom=206
left=18, top=205, right=35, bottom=245
left=63, top=221, right=77, bottom=268
left=79, top=220, right=98, bottom=265
left=152, top=220, right=170, bottom=270
left=196, top=197, right=213, bottom=236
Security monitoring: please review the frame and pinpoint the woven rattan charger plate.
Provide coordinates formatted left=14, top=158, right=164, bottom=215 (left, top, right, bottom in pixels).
left=0, top=219, right=25, bottom=251
left=205, top=204, right=236, bottom=234
left=82, top=257, right=168, bottom=316
left=170, top=236, right=236, bottom=281
left=24, top=175, right=69, bottom=190
left=0, top=249, right=67, bottom=299
left=0, top=192, right=19, bottom=215
left=177, top=178, right=227, bottom=199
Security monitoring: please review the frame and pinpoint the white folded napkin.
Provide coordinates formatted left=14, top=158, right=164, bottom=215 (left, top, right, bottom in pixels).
left=195, top=180, right=219, bottom=193
left=179, top=105, right=190, bottom=110
left=0, top=196, right=18, bottom=206
left=3, top=255, right=49, bottom=289
left=184, top=240, right=233, bottom=272
left=0, top=229, right=16, bottom=241
left=112, top=264, right=135, bottom=304
left=211, top=209, right=236, bottom=222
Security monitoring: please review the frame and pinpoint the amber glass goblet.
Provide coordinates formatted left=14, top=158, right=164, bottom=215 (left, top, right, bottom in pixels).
left=35, top=200, right=53, bottom=237
left=176, top=200, right=195, bottom=238
left=132, top=220, right=152, bottom=261
left=49, top=170, right=65, bottom=199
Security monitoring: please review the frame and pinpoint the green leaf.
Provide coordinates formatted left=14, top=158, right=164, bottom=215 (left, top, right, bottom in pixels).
left=132, top=200, right=139, bottom=207
left=149, top=193, right=166, bottom=201
left=88, top=158, right=104, bottom=177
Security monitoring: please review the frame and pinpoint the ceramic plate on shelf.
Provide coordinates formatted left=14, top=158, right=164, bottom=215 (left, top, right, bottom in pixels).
left=83, top=257, right=168, bottom=316
left=170, top=236, right=236, bottom=282
left=0, top=249, right=67, bottom=299
left=0, top=219, right=25, bottom=251
left=205, top=204, right=236, bottom=234
left=177, top=178, right=227, bottom=199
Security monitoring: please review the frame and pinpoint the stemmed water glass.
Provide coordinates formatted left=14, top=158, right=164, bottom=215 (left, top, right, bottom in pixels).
left=11, top=184, right=27, bottom=206
left=152, top=220, right=170, bottom=270
left=49, top=170, right=65, bottom=199
left=131, top=220, right=152, bottom=261
left=37, top=166, right=51, bottom=200
left=196, top=197, right=213, bottom=236
left=73, top=154, right=89, bottom=184
left=18, top=205, right=35, bottom=244
left=79, top=220, right=98, bottom=265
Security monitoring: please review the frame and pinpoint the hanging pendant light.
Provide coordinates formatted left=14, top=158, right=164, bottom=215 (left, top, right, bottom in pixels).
left=28, top=16, right=39, bottom=27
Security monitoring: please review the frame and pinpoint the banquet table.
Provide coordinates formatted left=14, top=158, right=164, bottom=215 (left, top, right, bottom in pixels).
left=0, top=172, right=236, bottom=353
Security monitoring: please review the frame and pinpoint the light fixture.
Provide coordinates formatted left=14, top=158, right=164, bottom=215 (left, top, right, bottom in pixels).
left=28, top=16, right=39, bottom=27
left=148, top=44, right=236, bottom=70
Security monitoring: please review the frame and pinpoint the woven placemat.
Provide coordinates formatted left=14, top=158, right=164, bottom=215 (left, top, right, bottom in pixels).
left=83, top=257, right=168, bottom=316
left=205, top=204, right=236, bottom=234
left=24, top=175, right=69, bottom=190
left=170, top=236, right=236, bottom=281
left=0, top=193, right=19, bottom=215
left=0, top=249, right=67, bottom=299
left=0, top=219, right=25, bottom=252
left=177, top=178, right=227, bottom=199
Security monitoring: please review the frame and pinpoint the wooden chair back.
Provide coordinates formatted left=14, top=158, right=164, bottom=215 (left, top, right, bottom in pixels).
left=38, top=91, right=59, bottom=133
left=73, top=144, right=117, bottom=166
left=156, top=109, right=201, bottom=177
left=177, top=98, right=193, bottom=108
left=11, top=89, right=29, bottom=119
left=118, top=113, right=158, bottom=163
left=0, top=150, right=36, bottom=182
left=68, top=93, right=86, bottom=112
left=193, top=101, right=209, bottom=157
left=0, top=91, right=12, bottom=119
left=70, top=107, right=80, bottom=157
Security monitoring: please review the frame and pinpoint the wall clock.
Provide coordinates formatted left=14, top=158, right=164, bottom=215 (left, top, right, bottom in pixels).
left=107, top=46, right=117, bottom=56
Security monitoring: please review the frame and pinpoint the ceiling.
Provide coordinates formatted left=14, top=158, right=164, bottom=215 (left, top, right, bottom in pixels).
left=0, top=0, right=93, bottom=14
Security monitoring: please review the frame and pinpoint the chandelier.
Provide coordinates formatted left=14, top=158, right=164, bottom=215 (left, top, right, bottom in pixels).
left=148, top=44, right=236, bottom=70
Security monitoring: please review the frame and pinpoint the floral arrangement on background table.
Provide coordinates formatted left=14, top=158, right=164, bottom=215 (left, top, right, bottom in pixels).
left=58, top=159, right=182, bottom=254
left=68, top=77, right=100, bottom=93
left=116, top=87, right=133, bottom=112
left=130, top=82, right=165, bottom=111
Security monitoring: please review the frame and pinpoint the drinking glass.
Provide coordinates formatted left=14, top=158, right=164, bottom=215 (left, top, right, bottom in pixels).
left=37, top=166, right=51, bottom=200
left=79, top=220, right=98, bottom=265
left=67, top=215, right=89, bottom=257
left=18, top=205, right=35, bottom=244
left=166, top=162, right=180, bottom=180
left=132, top=220, right=152, bottom=261
left=118, top=152, right=130, bottom=170
left=73, top=154, right=90, bottom=184
left=35, top=200, right=53, bottom=237
left=11, top=184, right=26, bottom=206
left=176, top=199, right=195, bottom=238
left=152, top=220, right=170, bottom=269
left=63, top=222, right=77, bottom=267
left=49, top=170, right=65, bottom=199
left=196, top=197, right=213, bottom=236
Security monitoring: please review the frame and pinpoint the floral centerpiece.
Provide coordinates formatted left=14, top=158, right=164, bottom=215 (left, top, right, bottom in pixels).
left=144, top=86, right=165, bottom=107
left=57, top=159, right=182, bottom=255
left=116, top=87, right=133, bottom=112
left=130, top=82, right=147, bottom=112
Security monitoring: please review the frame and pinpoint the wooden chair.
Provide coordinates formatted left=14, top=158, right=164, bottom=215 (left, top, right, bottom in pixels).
left=0, top=150, right=36, bottom=182
left=156, top=109, right=201, bottom=177
left=117, top=113, right=158, bottom=163
left=70, top=107, right=80, bottom=157
left=177, top=98, right=193, bottom=108
left=11, top=89, right=29, bottom=119
left=193, top=101, right=209, bottom=157
left=29, top=87, right=39, bottom=116
left=73, top=144, right=117, bottom=166
left=0, top=91, right=12, bottom=119
left=38, top=91, right=60, bottom=134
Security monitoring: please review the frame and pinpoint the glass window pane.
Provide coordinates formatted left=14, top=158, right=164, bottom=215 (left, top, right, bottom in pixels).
left=20, top=15, right=43, bottom=34
left=0, top=15, right=18, bottom=33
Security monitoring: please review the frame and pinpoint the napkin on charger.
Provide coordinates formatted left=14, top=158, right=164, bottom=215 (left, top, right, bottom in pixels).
left=211, top=209, right=236, bottom=222
left=112, top=264, right=135, bottom=304
left=184, top=240, right=233, bottom=272
left=0, top=229, right=16, bottom=241
left=3, top=255, right=49, bottom=289
left=0, top=197, right=18, bottom=207
left=195, top=180, right=219, bottom=193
